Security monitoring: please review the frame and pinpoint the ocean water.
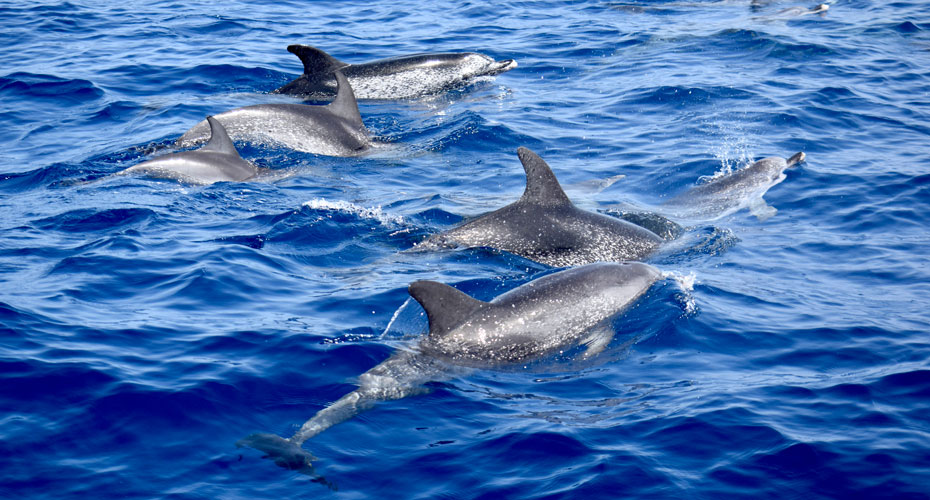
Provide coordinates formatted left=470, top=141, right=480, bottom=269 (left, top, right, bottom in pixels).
left=2, top=0, right=929, bottom=498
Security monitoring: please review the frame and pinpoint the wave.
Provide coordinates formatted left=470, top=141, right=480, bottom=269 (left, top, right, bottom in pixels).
left=0, top=72, right=104, bottom=103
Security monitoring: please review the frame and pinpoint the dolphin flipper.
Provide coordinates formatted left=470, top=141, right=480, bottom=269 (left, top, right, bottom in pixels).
left=581, top=324, right=615, bottom=359
left=236, top=433, right=318, bottom=472
left=748, top=195, right=777, bottom=221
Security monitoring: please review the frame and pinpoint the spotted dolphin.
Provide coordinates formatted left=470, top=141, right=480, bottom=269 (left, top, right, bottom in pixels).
left=413, top=147, right=664, bottom=267
left=119, top=116, right=260, bottom=184
left=177, top=70, right=369, bottom=155
left=662, top=152, right=805, bottom=221
left=272, top=44, right=517, bottom=100
left=237, top=261, right=662, bottom=472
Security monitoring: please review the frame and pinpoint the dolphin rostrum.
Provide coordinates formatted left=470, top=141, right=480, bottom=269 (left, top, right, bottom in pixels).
left=237, top=261, right=662, bottom=472
left=119, top=116, right=260, bottom=184
left=414, top=147, right=664, bottom=267
left=272, top=45, right=517, bottom=100
left=662, top=152, right=805, bottom=221
left=177, top=70, right=369, bottom=155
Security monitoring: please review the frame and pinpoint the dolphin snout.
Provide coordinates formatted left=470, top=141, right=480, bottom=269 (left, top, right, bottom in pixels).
left=487, top=59, right=518, bottom=76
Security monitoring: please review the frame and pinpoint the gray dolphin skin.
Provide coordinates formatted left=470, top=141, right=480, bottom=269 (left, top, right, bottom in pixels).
left=272, top=44, right=517, bottom=100
left=119, top=116, right=259, bottom=184
left=414, top=147, right=664, bottom=267
left=238, top=261, right=661, bottom=472
left=662, top=152, right=805, bottom=221
left=177, top=70, right=369, bottom=155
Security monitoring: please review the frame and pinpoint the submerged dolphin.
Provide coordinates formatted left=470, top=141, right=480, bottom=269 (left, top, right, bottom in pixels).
left=775, top=3, right=829, bottom=16
left=118, top=116, right=260, bottom=184
left=272, top=44, right=517, bottom=100
left=662, top=152, right=805, bottom=221
left=238, top=261, right=662, bottom=471
left=414, top=147, right=664, bottom=267
left=177, top=70, right=369, bottom=155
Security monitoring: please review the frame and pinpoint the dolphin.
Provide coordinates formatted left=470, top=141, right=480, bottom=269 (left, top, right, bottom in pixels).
left=413, top=147, right=664, bottom=267
left=272, top=44, right=517, bottom=100
left=177, top=70, right=369, bottom=155
left=238, top=261, right=662, bottom=472
left=774, top=3, right=829, bottom=17
left=118, top=116, right=260, bottom=184
left=661, top=152, right=805, bottom=221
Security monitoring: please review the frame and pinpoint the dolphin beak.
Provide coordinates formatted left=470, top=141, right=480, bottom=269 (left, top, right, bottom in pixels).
left=786, top=152, right=805, bottom=167
left=487, top=59, right=518, bottom=75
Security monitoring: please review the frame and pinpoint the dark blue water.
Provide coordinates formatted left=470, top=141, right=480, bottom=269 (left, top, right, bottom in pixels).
left=2, top=0, right=929, bottom=498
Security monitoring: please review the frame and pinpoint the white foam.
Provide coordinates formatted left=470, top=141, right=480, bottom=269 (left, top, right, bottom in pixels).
left=663, top=270, right=698, bottom=316
left=302, top=198, right=406, bottom=226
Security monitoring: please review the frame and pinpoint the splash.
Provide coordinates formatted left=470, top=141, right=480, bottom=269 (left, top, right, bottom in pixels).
left=381, top=298, right=409, bottom=338
left=700, top=118, right=756, bottom=181
left=302, top=198, right=406, bottom=226
left=663, top=270, right=698, bottom=316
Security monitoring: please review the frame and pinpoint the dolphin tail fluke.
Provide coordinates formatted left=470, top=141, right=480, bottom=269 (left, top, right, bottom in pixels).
left=236, top=432, right=318, bottom=472
left=786, top=152, right=805, bottom=167
left=287, top=44, right=349, bottom=76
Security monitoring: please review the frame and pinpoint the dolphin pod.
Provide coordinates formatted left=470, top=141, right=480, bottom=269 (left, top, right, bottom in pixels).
left=274, top=44, right=517, bottom=99
left=237, top=261, right=662, bottom=473
left=98, top=41, right=808, bottom=476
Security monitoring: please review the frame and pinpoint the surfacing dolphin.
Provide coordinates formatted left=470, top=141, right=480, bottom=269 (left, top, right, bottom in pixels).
left=272, top=44, right=517, bottom=100
left=413, top=147, right=664, bottom=267
left=238, top=261, right=662, bottom=472
left=774, top=3, right=829, bottom=17
left=118, top=116, right=260, bottom=184
left=177, top=70, right=369, bottom=155
left=661, top=152, right=805, bottom=221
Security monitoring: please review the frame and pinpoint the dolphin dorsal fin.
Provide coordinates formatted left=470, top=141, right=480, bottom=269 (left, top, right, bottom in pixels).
left=326, top=70, right=364, bottom=128
left=200, top=116, right=240, bottom=156
left=408, top=281, right=487, bottom=336
left=287, top=45, right=348, bottom=76
left=517, top=147, right=572, bottom=207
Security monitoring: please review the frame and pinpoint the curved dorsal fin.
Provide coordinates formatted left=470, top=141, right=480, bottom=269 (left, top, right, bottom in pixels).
left=287, top=44, right=348, bottom=76
left=326, top=70, right=364, bottom=128
left=200, top=116, right=240, bottom=157
left=408, top=281, right=487, bottom=336
left=517, top=147, right=572, bottom=207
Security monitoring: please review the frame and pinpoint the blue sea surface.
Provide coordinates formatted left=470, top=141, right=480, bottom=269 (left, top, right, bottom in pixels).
left=2, top=0, right=929, bottom=498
